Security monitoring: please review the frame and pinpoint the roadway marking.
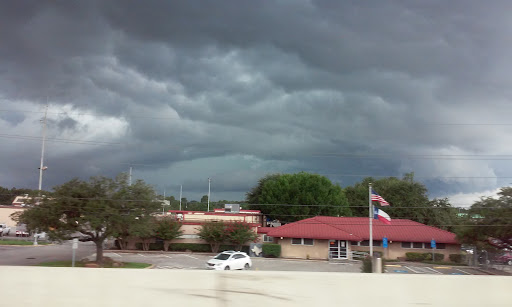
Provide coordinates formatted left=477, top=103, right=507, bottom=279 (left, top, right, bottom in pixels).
left=394, top=270, right=409, bottom=273
left=425, top=267, right=442, bottom=274
left=163, top=255, right=173, bottom=259
left=107, top=253, right=121, bottom=258
left=433, top=266, right=452, bottom=269
left=183, top=254, right=199, bottom=260
left=137, top=253, right=146, bottom=257
left=404, top=266, right=423, bottom=274
left=385, top=264, right=402, bottom=267
left=455, top=268, right=471, bottom=275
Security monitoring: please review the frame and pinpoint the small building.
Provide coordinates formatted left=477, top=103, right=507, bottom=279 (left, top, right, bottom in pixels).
left=266, top=216, right=460, bottom=260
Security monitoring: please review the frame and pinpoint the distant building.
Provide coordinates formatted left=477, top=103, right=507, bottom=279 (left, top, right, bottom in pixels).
left=266, top=216, right=461, bottom=260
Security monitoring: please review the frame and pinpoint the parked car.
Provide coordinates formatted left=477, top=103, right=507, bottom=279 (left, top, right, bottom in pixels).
left=0, top=223, right=11, bottom=236
left=206, top=251, right=252, bottom=270
left=16, top=229, right=30, bottom=237
left=496, top=252, right=512, bottom=265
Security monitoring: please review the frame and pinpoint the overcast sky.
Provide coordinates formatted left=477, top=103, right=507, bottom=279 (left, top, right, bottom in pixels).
left=1, top=1, right=511, bottom=206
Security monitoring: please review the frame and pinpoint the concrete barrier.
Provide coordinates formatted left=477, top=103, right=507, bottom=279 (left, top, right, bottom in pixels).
left=2, top=266, right=511, bottom=306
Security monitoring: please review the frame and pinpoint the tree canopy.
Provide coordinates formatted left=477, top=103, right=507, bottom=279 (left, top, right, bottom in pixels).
left=246, top=172, right=351, bottom=222
left=457, top=187, right=512, bottom=250
left=343, top=173, right=459, bottom=230
left=13, top=173, right=160, bottom=264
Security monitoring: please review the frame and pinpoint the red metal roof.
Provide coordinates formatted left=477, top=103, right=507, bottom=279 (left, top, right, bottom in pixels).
left=267, top=216, right=458, bottom=244
left=257, top=227, right=274, bottom=234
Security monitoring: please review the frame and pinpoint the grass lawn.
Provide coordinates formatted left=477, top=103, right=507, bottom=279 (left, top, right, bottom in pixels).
left=0, top=239, right=49, bottom=245
left=37, top=260, right=152, bottom=269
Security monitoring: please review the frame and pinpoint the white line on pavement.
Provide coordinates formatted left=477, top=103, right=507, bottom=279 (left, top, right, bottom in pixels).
left=425, top=267, right=442, bottom=274
left=137, top=253, right=146, bottom=257
left=455, top=268, right=471, bottom=275
left=183, top=254, right=198, bottom=259
left=404, top=266, right=423, bottom=274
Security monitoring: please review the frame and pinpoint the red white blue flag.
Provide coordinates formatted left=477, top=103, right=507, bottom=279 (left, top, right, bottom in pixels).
left=373, top=207, right=391, bottom=225
left=371, top=189, right=390, bottom=206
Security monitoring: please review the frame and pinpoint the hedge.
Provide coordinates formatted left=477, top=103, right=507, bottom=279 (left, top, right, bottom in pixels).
left=262, top=243, right=281, bottom=258
left=405, top=252, right=425, bottom=261
left=406, top=252, right=445, bottom=262
left=131, top=242, right=250, bottom=253
left=449, top=254, right=465, bottom=264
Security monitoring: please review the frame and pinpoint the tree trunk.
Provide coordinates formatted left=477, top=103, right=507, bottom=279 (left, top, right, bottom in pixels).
left=95, top=240, right=104, bottom=265
left=211, top=243, right=220, bottom=253
left=163, top=241, right=170, bottom=252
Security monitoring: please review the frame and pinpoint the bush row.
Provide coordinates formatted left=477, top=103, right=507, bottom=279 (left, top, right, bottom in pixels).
left=405, top=252, right=445, bottom=262
left=129, top=242, right=250, bottom=253
left=262, top=243, right=281, bottom=258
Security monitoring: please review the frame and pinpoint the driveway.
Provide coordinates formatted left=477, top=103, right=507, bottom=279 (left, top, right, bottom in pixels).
left=0, top=240, right=96, bottom=266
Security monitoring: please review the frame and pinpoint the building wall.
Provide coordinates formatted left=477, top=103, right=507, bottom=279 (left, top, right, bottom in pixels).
left=0, top=206, right=25, bottom=227
left=351, top=242, right=461, bottom=260
left=278, top=238, right=329, bottom=260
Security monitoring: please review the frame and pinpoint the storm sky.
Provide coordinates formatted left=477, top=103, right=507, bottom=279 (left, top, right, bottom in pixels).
left=1, top=1, right=512, bottom=206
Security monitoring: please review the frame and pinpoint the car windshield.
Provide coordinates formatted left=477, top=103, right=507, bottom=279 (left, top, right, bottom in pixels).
left=214, top=253, right=231, bottom=260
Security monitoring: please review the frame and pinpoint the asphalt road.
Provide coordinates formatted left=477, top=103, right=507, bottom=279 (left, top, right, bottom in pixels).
left=0, top=240, right=96, bottom=266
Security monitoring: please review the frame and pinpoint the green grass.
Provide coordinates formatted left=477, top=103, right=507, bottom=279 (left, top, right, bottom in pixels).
left=37, top=260, right=152, bottom=269
left=38, top=261, right=85, bottom=267
left=0, top=239, right=49, bottom=245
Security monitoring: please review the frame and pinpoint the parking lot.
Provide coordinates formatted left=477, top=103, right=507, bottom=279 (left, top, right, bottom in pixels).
left=83, top=251, right=493, bottom=275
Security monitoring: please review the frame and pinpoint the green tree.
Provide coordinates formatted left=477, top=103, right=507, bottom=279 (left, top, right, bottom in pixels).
left=457, top=187, right=512, bottom=250
left=12, top=174, right=160, bottom=264
left=226, top=222, right=258, bottom=251
left=201, top=195, right=209, bottom=203
left=344, top=173, right=458, bottom=228
left=197, top=221, right=227, bottom=253
left=155, top=217, right=183, bottom=251
left=246, top=172, right=351, bottom=222
left=130, top=217, right=157, bottom=251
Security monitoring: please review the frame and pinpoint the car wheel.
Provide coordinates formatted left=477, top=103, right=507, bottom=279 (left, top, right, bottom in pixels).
left=244, top=263, right=250, bottom=270
left=224, top=266, right=230, bottom=270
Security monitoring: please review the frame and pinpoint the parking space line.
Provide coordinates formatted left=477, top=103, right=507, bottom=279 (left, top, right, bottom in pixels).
left=455, top=268, right=471, bottom=275
left=137, top=253, right=146, bottom=257
left=425, top=267, right=442, bottom=274
left=404, top=266, right=422, bottom=273
left=385, top=264, right=402, bottom=267
left=183, top=254, right=198, bottom=260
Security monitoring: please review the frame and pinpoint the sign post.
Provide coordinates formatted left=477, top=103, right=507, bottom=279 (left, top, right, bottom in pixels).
left=72, top=238, right=78, bottom=267
left=431, top=239, right=436, bottom=261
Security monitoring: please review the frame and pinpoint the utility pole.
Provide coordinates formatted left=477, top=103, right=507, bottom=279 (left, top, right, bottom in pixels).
left=179, top=185, right=182, bottom=211
left=129, top=167, right=132, bottom=186
left=38, top=104, right=48, bottom=192
left=207, top=178, right=211, bottom=212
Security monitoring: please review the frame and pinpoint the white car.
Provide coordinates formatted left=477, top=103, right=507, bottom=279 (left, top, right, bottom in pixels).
left=206, top=251, right=252, bottom=270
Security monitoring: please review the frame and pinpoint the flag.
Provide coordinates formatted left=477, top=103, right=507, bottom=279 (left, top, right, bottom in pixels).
left=374, top=207, right=391, bottom=225
left=371, top=189, right=390, bottom=206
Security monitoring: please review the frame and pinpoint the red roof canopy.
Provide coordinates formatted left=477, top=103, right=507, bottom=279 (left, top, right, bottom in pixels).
left=267, top=216, right=458, bottom=244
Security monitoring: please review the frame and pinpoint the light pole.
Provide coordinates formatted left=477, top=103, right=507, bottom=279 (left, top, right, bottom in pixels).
left=38, top=105, right=48, bottom=192
left=179, top=185, right=182, bottom=211
left=207, top=178, right=211, bottom=212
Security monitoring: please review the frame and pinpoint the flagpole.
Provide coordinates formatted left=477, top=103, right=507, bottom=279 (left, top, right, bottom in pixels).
left=369, top=183, right=373, bottom=258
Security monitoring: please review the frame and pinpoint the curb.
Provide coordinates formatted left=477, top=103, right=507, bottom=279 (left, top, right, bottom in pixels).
left=146, top=264, right=156, bottom=269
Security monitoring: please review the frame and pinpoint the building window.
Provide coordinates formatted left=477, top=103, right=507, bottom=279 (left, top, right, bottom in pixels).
left=413, top=242, right=424, bottom=249
left=303, top=238, right=314, bottom=246
left=263, top=234, right=274, bottom=242
left=291, top=238, right=314, bottom=246
left=352, top=240, right=381, bottom=247
left=401, top=242, right=412, bottom=248
left=291, top=238, right=302, bottom=245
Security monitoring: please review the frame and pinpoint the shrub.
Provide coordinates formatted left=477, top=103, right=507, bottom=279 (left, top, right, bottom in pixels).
left=360, top=256, right=386, bottom=273
left=449, top=254, right=465, bottom=263
left=405, top=252, right=426, bottom=261
left=169, top=243, right=211, bottom=252
left=262, top=243, right=281, bottom=258
left=361, top=256, right=373, bottom=273
left=422, top=253, right=444, bottom=262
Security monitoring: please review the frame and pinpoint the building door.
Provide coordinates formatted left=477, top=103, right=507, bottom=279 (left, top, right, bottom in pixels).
left=329, top=240, right=348, bottom=259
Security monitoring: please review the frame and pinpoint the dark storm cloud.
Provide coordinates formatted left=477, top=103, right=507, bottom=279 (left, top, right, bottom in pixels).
left=1, top=1, right=511, bottom=204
